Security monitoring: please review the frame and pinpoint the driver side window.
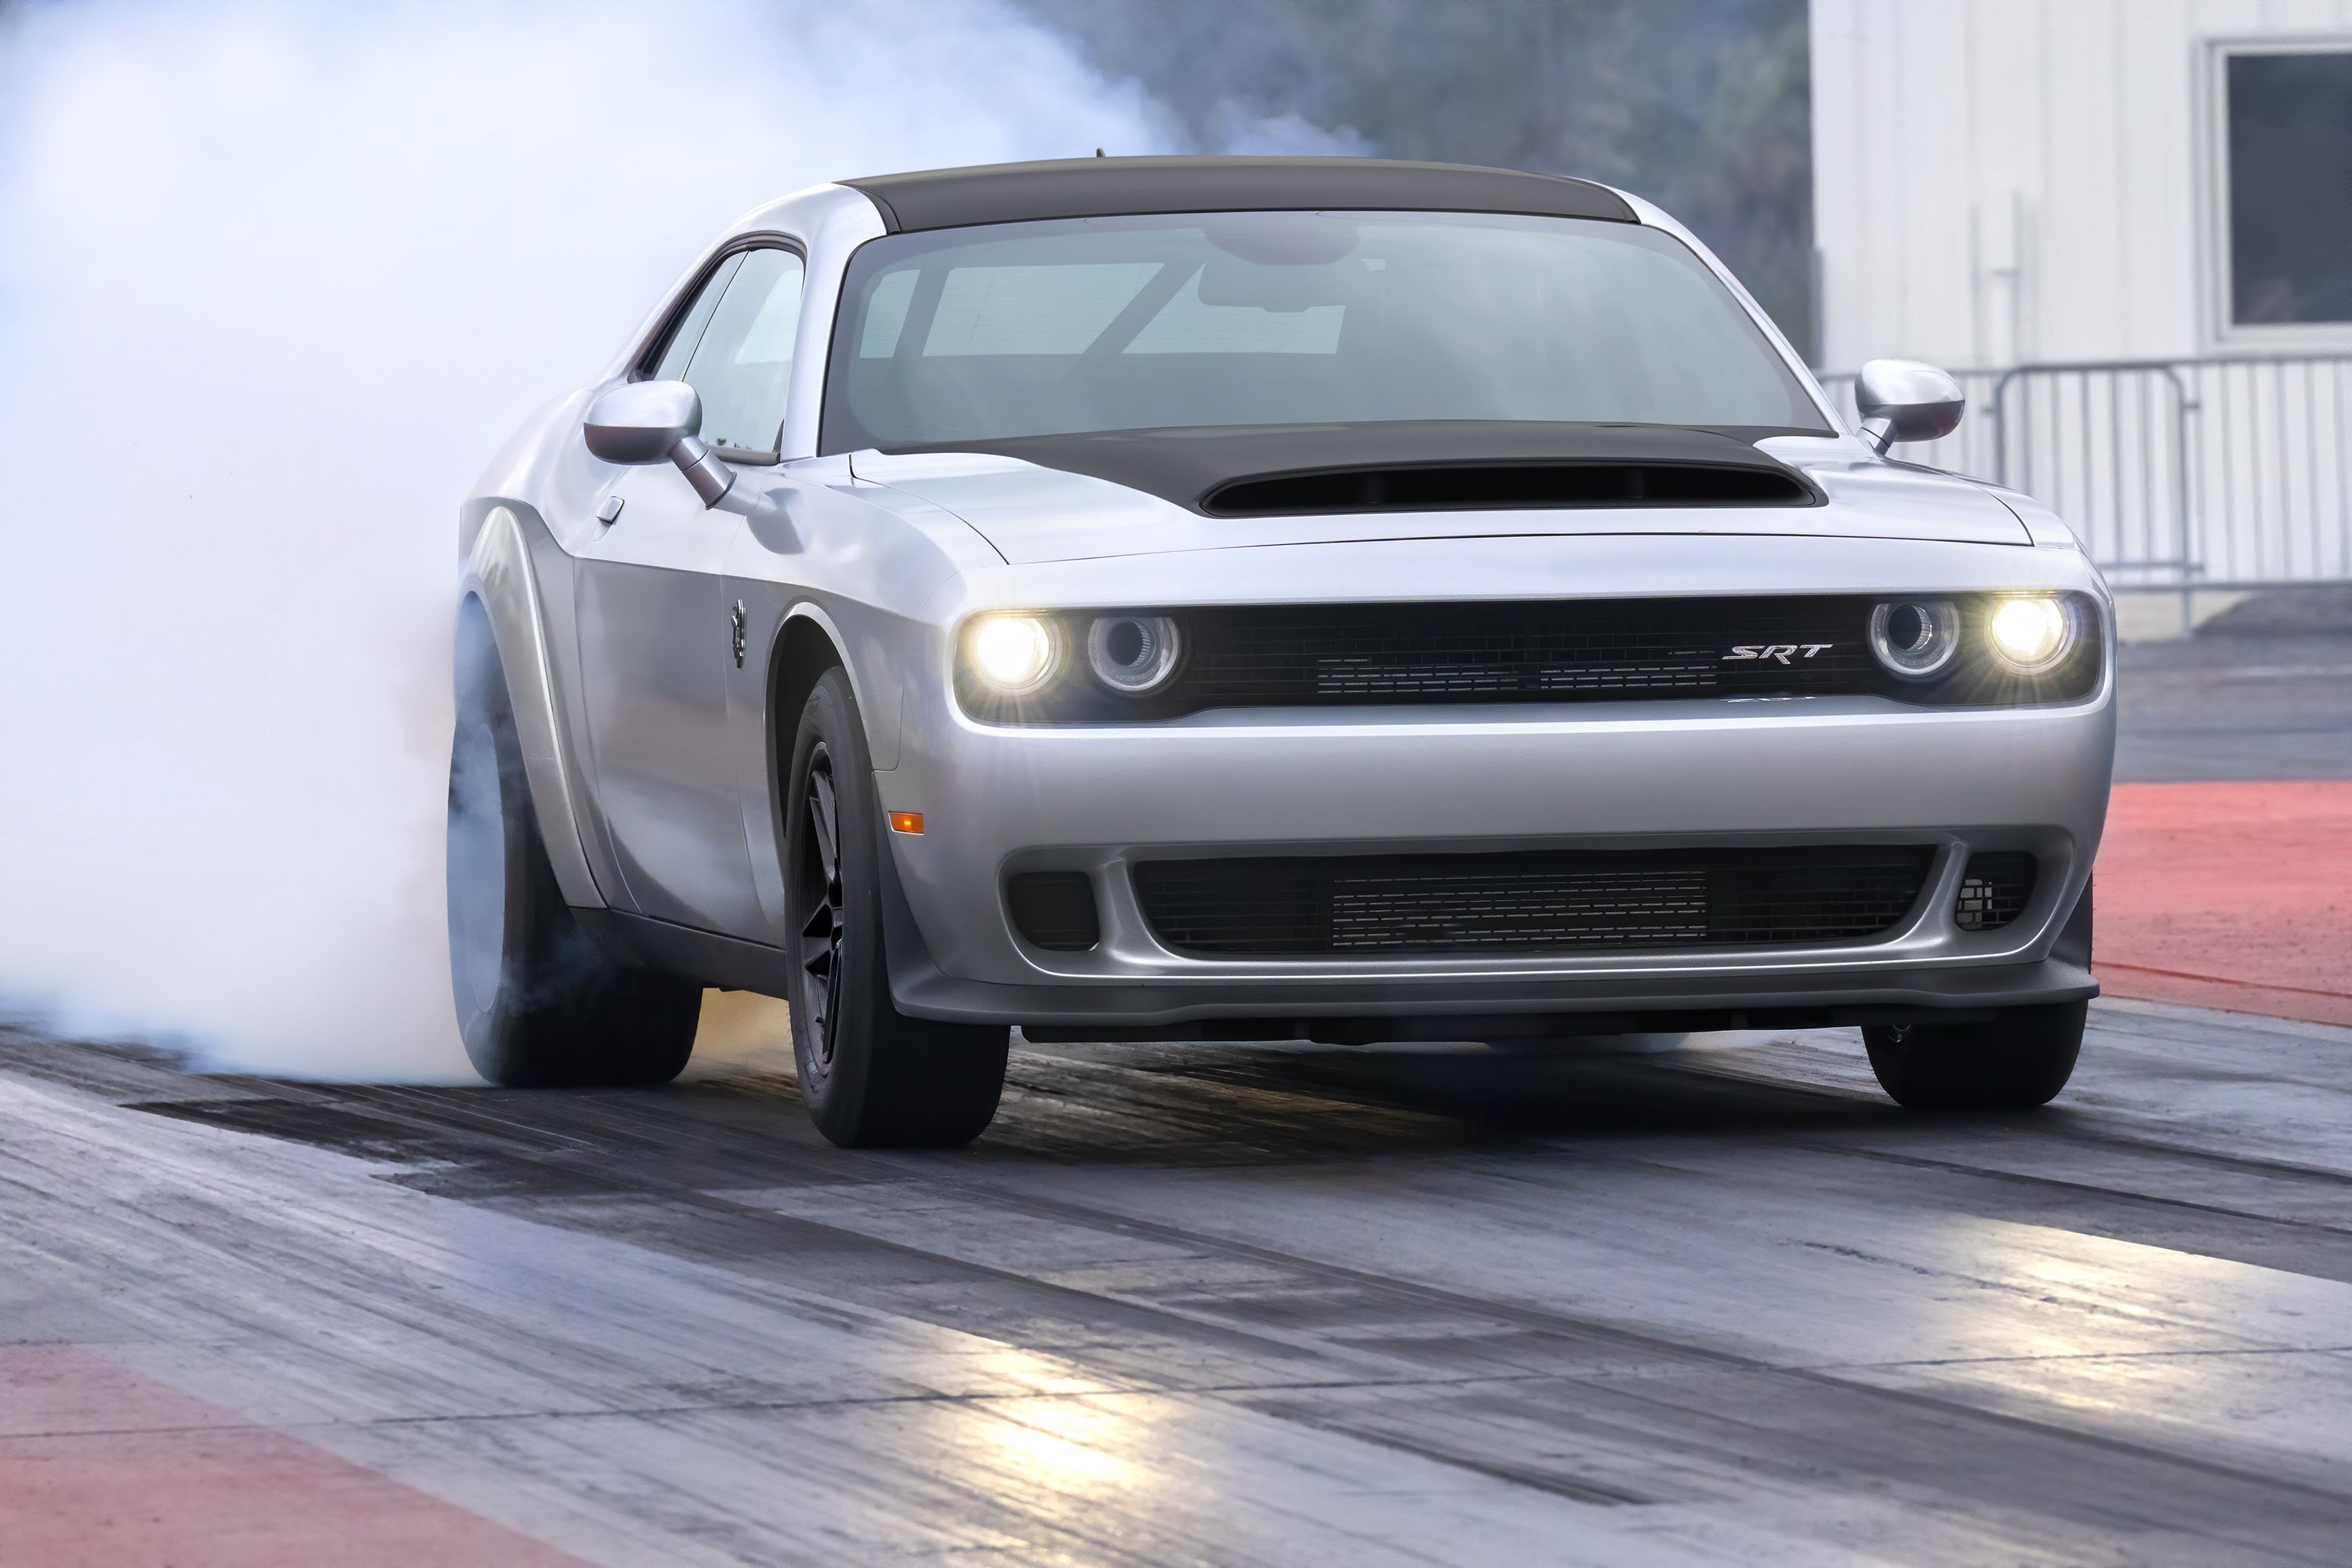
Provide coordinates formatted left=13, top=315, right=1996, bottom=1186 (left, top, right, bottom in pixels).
left=649, top=246, right=806, bottom=458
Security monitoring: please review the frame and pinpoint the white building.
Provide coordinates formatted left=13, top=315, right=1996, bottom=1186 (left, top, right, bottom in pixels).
left=1809, top=1, right=2352, bottom=598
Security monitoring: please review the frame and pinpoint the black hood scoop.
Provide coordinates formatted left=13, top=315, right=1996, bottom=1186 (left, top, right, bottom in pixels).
left=879, top=421, right=1823, bottom=517
left=1204, top=458, right=1812, bottom=516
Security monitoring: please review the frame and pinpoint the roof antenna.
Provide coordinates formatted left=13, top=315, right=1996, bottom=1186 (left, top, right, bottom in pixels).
left=1094, top=147, right=1105, bottom=158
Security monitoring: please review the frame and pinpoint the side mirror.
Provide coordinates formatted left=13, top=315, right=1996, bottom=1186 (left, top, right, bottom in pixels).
left=1855, top=358, right=1964, bottom=455
left=583, top=380, right=733, bottom=506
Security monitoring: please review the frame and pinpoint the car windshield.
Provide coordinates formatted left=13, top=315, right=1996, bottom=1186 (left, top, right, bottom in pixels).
left=819, top=209, right=1828, bottom=452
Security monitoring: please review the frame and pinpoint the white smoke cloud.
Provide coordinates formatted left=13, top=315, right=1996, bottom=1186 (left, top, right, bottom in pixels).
left=0, top=0, right=1204, bottom=1079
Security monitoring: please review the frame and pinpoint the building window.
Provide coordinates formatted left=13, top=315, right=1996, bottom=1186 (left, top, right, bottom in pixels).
left=2222, top=46, right=2352, bottom=328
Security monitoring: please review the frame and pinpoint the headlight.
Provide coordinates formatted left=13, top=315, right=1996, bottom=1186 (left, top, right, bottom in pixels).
left=1985, top=594, right=2074, bottom=674
left=965, top=613, right=1061, bottom=695
left=1868, top=599, right=1958, bottom=679
left=1087, top=615, right=1182, bottom=694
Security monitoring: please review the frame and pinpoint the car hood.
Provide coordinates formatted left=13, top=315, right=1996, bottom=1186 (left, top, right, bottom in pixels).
left=848, top=426, right=2029, bottom=564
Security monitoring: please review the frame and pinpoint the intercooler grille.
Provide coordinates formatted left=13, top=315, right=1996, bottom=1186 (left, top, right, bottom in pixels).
left=1134, top=846, right=1937, bottom=956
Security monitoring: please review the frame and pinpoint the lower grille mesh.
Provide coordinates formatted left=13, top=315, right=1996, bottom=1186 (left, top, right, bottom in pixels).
left=1135, top=846, right=1937, bottom=956
left=1955, top=851, right=2037, bottom=931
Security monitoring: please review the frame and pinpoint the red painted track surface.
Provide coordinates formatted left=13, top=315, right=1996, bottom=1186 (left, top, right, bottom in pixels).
left=2098, top=781, right=2352, bottom=1026
left=0, top=1345, right=585, bottom=1567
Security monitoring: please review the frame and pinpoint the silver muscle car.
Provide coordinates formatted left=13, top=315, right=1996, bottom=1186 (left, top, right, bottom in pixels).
left=448, top=157, right=2111, bottom=1146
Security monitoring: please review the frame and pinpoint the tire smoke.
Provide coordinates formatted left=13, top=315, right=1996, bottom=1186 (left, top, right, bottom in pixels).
left=0, top=0, right=1209, bottom=1078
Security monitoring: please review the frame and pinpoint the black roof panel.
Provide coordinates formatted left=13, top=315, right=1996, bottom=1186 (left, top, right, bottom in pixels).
left=840, top=155, right=1637, bottom=233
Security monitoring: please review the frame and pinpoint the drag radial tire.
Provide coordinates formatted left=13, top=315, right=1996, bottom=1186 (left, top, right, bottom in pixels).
left=446, top=612, right=700, bottom=1087
left=1862, top=1000, right=2087, bottom=1111
left=782, top=668, right=1009, bottom=1148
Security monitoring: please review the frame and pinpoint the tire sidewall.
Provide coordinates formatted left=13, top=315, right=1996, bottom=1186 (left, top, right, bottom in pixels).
left=448, top=626, right=538, bottom=1073
left=1865, top=999, right=2087, bottom=1110
left=784, top=668, right=892, bottom=1139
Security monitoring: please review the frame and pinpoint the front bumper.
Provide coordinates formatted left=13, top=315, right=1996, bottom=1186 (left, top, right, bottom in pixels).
left=877, top=684, right=2114, bottom=1028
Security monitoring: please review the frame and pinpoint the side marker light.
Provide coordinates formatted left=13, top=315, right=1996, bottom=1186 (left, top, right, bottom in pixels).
left=888, top=811, right=925, bottom=835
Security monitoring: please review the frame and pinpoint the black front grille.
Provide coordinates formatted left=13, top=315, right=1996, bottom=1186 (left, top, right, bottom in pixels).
left=1134, top=846, right=1936, bottom=956
left=1179, top=598, right=1882, bottom=705
left=1955, top=851, right=2036, bottom=931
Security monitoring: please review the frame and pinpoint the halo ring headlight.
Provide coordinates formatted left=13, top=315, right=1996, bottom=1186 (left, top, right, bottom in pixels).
left=1868, top=599, right=1959, bottom=680
left=1087, top=614, right=1182, bottom=695
left=965, top=613, right=1062, bottom=696
left=1986, top=594, right=2075, bottom=675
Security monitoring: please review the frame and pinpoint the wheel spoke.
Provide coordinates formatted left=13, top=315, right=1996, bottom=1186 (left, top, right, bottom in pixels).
left=792, top=740, right=850, bottom=1068
left=808, top=767, right=840, bottom=887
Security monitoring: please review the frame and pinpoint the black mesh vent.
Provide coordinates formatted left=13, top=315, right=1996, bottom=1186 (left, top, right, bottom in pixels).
left=1204, top=462, right=1813, bottom=517
left=1180, top=599, right=1878, bottom=703
left=1007, top=872, right=1101, bottom=950
left=1134, top=846, right=1936, bottom=957
left=1955, top=851, right=2037, bottom=932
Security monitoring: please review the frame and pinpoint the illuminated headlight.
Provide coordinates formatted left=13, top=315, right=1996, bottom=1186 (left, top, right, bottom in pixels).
left=1985, top=595, right=2075, bottom=674
left=1868, top=599, right=1958, bottom=679
left=1087, top=614, right=1182, bottom=694
left=964, top=613, right=1061, bottom=695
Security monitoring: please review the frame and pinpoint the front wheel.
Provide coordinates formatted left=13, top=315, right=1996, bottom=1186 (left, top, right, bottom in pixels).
left=1862, top=1000, right=2086, bottom=1111
left=783, top=667, right=1009, bottom=1147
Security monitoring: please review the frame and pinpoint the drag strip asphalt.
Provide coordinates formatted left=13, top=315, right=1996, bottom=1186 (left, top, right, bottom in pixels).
left=6, top=997, right=2352, bottom=1566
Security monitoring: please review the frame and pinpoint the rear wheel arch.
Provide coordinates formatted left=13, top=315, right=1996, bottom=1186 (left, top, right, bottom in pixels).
left=454, top=590, right=497, bottom=691
left=447, top=601, right=699, bottom=1087
left=457, top=503, right=603, bottom=908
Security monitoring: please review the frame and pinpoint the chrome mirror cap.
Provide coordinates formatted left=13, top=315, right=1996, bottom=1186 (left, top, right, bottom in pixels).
left=1855, top=358, right=1965, bottom=455
left=583, top=380, right=732, bottom=506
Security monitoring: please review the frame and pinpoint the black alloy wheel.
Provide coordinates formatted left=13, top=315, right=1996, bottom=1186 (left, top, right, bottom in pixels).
left=782, top=667, right=1009, bottom=1147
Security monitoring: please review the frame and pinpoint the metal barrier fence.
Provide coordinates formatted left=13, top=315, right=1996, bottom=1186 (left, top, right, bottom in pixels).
left=1817, top=355, right=2352, bottom=589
